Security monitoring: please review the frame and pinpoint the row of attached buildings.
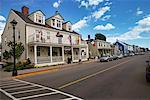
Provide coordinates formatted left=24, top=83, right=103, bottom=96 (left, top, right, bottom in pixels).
left=1, top=6, right=148, bottom=66
left=87, top=38, right=147, bottom=58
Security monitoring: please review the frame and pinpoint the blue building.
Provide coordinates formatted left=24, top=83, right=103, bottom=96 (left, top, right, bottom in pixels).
left=114, top=41, right=128, bottom=55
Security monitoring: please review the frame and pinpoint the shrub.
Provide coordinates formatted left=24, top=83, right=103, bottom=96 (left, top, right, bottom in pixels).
left=4, top=59, right=34, bottom=72
left=34, top=65, right=42, bottom=68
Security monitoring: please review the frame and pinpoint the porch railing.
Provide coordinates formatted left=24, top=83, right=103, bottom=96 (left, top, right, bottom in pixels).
left=37, top=57, right=51, bottom=64
left=74, top=55, right=79, bottom=60
left=52, top=56, right=63, bottom=62
left=81, top=55, right=87, bottom=59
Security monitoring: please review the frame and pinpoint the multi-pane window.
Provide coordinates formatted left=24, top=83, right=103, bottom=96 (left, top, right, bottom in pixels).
left=57, top=20, right=61, bottom=28
left=68, top=25, right=71, bottom=31
left=48, top=47, right=50, bottom=56
left=37, top=47, right=40, bottom=56
left=18, top=31, right=20, bottom=40
left=58, top=37, right=62, bottom=44
left=52, top=19, right=55, bottom=26
left=47, top=32, right=50, bottom=40
left=36, top=14, right=43, bottom=24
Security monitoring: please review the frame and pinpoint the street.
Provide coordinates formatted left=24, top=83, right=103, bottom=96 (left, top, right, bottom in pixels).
left=1, top=53, right=150, bottom=100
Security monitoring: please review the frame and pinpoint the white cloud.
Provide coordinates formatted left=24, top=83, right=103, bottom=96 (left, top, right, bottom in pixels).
left=94, top=23, right=115, bottom=30
left=107, top=15, right=150, bottom=43
left=92, top=6, right=110, bottom=19
left=0, top=15, right=6, bottom=42
left=104, top=2, right=112, bottom=6
left=72, top=19, right=87, bottom=32
left=0, top=16, right=6, bottom=22
left=80, top=1, right=88, bottom=8
left=89, top=0, right=104, bottom=6
left=53, top=0, right=62, bottom=8
left=101, top=15, right=111, bottom=21
left=77, top=0, right=104, bottom=8
left=73, top=6, right=111, bottom=32
left=136, top=7, right=143, bottom=15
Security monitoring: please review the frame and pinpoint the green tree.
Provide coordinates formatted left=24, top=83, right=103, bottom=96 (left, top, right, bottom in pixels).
left=3, top=41, right=24, bottom=60
left=95, top=33, right=106, bottom=41
left=3, top=50, right=11, bottom=60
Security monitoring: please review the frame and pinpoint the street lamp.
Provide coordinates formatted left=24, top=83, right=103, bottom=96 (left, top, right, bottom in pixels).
left=10, top=19, right=18, bottom=76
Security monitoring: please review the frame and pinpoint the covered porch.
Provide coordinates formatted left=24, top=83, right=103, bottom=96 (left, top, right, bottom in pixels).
left=98, top=49, right=111, bottom=57
left=27, top=44, right=88, bottom=66
left=28, top=45, right=64, bottom=66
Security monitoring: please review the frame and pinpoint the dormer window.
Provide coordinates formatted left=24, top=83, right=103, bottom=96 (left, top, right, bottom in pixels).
left=52, top=19, right=55, bottom=26
left=57, top=20, right=61, bottom=28
left=68, top=25, right=71, bottom=31
left=36, top=14, right=43, bottom=23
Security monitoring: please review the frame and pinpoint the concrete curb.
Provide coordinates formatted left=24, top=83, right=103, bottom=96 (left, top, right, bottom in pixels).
left=14, top=60, right=95, bottom=78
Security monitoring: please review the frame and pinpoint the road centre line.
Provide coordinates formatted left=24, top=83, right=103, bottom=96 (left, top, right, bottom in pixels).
left=58, top=59, right=133, bottom=89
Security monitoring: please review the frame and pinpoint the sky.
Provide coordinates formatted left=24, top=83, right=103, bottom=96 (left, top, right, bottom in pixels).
left=0, top=0, right=150, bottom=49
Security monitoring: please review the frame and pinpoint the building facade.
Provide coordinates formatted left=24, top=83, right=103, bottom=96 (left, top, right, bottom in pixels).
left=1, top=6, right=88, bottom=66
left=114, top=41, right=128, bottom=55
left=88, top=39, right=112, bottom=58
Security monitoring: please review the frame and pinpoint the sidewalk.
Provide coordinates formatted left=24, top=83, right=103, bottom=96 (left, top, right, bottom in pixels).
left=0, top=59, right=95, bottom=79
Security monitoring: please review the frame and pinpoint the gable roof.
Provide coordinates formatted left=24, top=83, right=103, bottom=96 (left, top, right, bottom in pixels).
left=12, top=10, right=79, bottom=35
left=29, top=10, right=46, bottom=16
left=46, top=11, right=64, bottom=20
left=63, top=21, right=72, bottom=24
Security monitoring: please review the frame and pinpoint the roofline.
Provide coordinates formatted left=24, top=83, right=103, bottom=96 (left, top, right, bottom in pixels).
left=28, top=10, right=46, bottom=16
left=46, top=12, right=64, bottom=21
left=12, top=9, right=80, bottom=36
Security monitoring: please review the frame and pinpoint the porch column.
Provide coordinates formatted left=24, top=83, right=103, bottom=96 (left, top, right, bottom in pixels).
left=50, top=46, right=52, bottom=63
left=34, top=45, right=37, bottom=64
left=86, top=47, right=89, bottom=59
left=79, top=47, right=81, bottom=59
left=71, top=47, right=74, bottom=61
left=62, top=46, right=64, bottom=62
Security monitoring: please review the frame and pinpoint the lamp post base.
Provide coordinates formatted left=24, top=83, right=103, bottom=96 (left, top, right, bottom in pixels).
left=12, top=70, right=18, bottom=76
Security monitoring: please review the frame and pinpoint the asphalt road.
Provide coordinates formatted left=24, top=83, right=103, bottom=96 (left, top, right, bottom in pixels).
left=1, top=53, right=150, bottom=100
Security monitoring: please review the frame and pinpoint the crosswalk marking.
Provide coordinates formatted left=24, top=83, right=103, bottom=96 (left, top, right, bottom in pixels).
left=1, top=83, right=27, bottom=89
left=0, top=81, right=20, bottom=86
left=4, top=85, right=35, bottom=91
left=18, top=92, right=58, bottom=100
left=0, top=78, right=83, bottom=100
left=10, top=88, right=45, bottom=95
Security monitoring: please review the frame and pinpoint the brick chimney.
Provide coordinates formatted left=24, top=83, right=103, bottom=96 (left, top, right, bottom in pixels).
left=22, top=6, right=29, bottom=15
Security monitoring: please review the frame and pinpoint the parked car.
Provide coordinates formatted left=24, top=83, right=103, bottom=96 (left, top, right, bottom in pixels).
left=140, top=52, right=145, bottom=55
left=99, top=56, right=111, bottom=62
left=146, top=61, right=150, bottom=82
left=112, top=55, right=118, bottom=60
left=117, top=54, right=123, bottom=59
left=135, top=52, right=139, bottom=55
left=129, top=53, right=135, bottom=56
left=124, top=54, right=128, bottom=57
